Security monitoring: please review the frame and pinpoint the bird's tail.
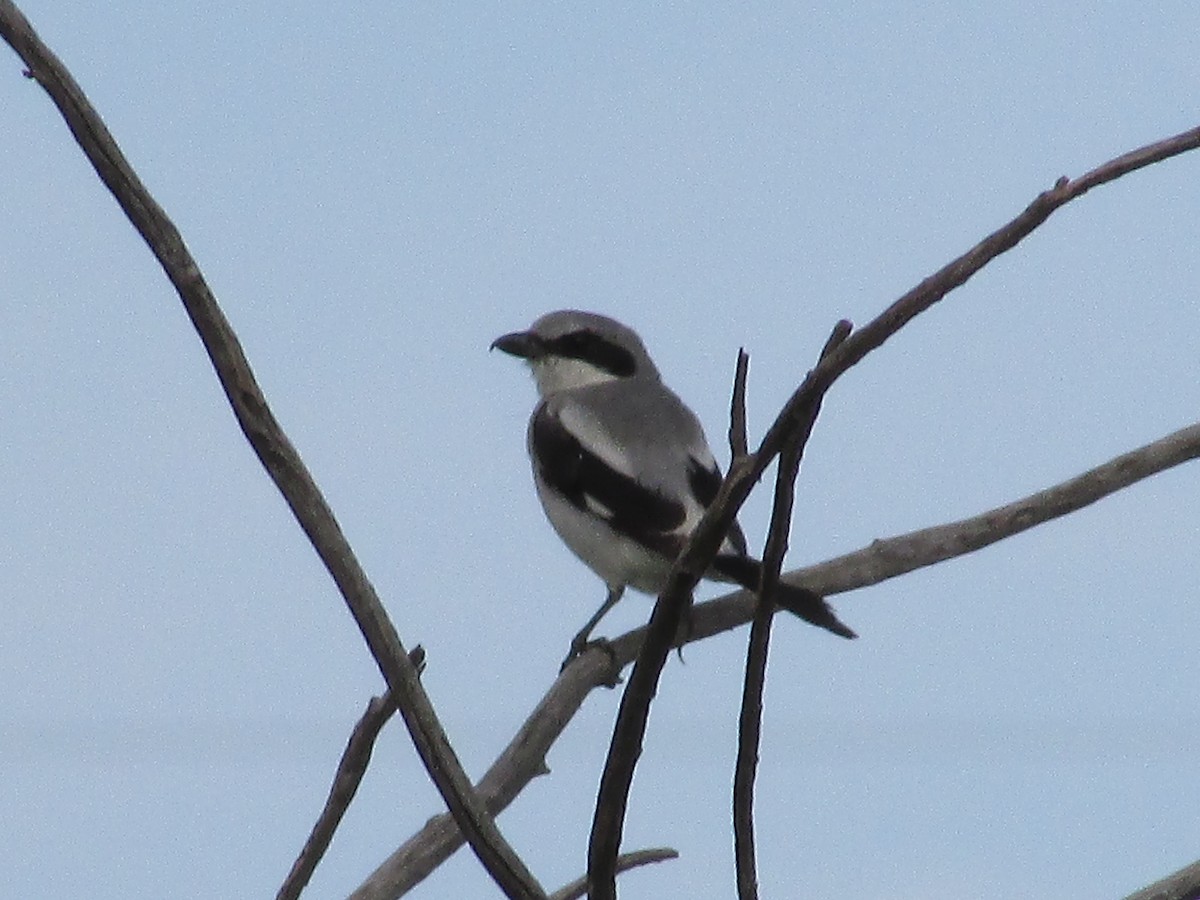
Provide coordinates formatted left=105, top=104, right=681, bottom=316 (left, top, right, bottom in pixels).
left=712, top=554, right=857, bottom=640
left=772, top=581, right=857, bottom=639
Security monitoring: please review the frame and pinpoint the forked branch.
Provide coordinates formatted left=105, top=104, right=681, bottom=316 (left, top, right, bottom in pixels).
left=733, top=321, right=850, bottom=899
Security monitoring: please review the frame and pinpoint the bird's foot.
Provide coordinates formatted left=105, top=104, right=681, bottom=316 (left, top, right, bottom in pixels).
left=560, top=637, right=622, bottom=687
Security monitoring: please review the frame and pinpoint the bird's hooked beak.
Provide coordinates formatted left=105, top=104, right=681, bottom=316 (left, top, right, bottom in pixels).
left=490, top=330, right=547, bottom=360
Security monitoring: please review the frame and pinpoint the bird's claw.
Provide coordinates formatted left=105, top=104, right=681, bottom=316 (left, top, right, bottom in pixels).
left=560, top=637, right=622, bottom=687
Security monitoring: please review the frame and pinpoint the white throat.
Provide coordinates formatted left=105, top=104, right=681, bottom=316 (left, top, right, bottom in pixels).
left=530, top=356, right=622, bottom=397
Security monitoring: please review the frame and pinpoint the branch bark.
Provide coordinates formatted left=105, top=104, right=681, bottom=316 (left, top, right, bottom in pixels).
left=547, top=848, right=679, bottom=900
left=1122, top=857, right=1200, bottom=900
left=0, top=4, right=543, bottom=898
left=279, top=649, right=423, bottom=900
left=729, top=349, right=751, bottom=461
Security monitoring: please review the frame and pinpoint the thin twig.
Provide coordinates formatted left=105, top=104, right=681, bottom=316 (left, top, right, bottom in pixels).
left=729, top=344, right=765, bottom=899
left=729, top=349, right=751, bottom=461
left=280, top=695, right=397, bottom=900
left=278, top=649, right=424, bottom=900
left=585, top=126, right=1200, bottom=897
left=732, top=322, right=850, bottom=899
left=0, top=5, right=544, bottom=898
left=547, top=847, right=679, bottom=900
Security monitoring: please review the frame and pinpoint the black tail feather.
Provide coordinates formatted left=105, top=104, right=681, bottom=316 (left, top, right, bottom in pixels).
left=712, top=553, right=857, bottom=640
left=773, top=582, right=857, bottom=639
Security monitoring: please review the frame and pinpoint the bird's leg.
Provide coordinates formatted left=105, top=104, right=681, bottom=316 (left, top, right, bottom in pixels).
left=561, top=585, right=624, bottom=674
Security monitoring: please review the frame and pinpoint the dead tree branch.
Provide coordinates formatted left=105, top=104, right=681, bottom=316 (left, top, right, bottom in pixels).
left=802, top=421, right=1200, bottom=597
left=729, top=349, right=751, bottom=461
left=278, top=649, right=424, bottom=900
left=1122, top=857, right=1200, bottom=900
left=547, top=848, right=679, bottom=900
left=0, top=4, right=543, bottom=898
left=733, top=321, right=850, bottom=900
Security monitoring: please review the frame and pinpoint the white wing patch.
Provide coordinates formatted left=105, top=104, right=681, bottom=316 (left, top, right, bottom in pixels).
left=583, top=493, right=615, bottom=520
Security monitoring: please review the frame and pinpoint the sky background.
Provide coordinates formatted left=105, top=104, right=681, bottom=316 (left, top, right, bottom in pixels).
left=2, top=3, right=1199, bottom=898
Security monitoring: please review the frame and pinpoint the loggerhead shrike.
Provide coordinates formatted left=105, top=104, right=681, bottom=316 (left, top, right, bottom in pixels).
left=492, top=310, right=855, bottom=659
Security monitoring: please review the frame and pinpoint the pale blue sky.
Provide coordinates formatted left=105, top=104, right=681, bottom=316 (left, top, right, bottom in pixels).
left=2, top=3, right=1199, bottom=898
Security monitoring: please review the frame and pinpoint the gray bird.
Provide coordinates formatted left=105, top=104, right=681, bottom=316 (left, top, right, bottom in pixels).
left=492, top=310, right=855, bottom=661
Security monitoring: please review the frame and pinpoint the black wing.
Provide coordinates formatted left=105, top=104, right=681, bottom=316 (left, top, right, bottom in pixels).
left=531, top=404, right=686, bottom=557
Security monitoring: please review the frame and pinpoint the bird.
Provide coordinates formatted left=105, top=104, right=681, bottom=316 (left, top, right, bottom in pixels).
left=491, top=310, right=855, bottom=663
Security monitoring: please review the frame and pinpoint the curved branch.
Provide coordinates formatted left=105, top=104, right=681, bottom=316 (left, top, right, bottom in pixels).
left=1122, top=857, right=1200, bottom=900
left=547, top=848, right=679, bottom=900
left=800, top=422, right=1200, bottom=597
left=0, top=4, right=543, bottom=898
left=353, top=421, right=1200, bottom=898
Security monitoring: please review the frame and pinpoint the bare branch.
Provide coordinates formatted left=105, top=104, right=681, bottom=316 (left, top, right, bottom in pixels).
left=753, top=135, right=1200, bottom=478
left=279, top=648, right=424, bottom=900
left=729, top=349, right=751, bottom=461
left=757, top=319, right=851, bottom=604
left=547, top=848, right=679, bottom=900
left=351, top=649, right=620, bottom=900
left=280, top=695, right=397, bottom=900
left=1122, top=857, right=1200, bottom=900
left=733, top=321, right=850, bottom=899
left=801, top=422, right=1200, bottom=598
left=0, top=5, right=543, bottom=897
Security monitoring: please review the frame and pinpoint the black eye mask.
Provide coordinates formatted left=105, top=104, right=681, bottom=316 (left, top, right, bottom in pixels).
left=547, top=330, right=637, bottom=377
